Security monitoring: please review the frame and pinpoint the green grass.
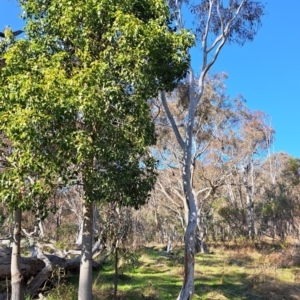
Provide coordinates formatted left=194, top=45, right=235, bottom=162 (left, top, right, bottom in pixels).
left=46, top=243, right=300, bottom=300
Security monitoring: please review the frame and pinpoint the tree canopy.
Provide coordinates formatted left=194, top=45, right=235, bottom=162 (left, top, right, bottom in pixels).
left=0, top=2, right=194, bottom=298
left=0, top=0, right=194, bottom=209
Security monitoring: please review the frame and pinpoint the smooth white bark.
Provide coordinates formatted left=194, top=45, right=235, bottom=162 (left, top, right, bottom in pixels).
left=164, top=1, right=252, bottom=298
left=11, top=209, right=24, bottom=300
left=78, top=201, right=93, bottom=300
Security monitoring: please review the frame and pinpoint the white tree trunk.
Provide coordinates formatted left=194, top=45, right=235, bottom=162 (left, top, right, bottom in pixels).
left=76, top=219, right=83, bottom=246
left=177, top=205, right=197, bottom=300
left=38, top=218, right=44, bottom=238
left=161, top=0, right=257, bottom=297
left=177, top=100, right=198, bottom=299
left=242, top=163, right=255, bottom=239
left=196, top=208, right=208, bottom=254
left=78, top=201, right=93, bottom=300
left=11, top=209, right=24, bottom=300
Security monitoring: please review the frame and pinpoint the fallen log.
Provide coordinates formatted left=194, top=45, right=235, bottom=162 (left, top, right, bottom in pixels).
left=0, top=245, right=107, bottom=280
left=0, top=246, right=109, bottom=298
left=0, top=247, right=45, bottom=281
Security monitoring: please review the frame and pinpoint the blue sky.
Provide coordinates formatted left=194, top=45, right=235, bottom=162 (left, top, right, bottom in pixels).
left=1, top=1, right=300, bottom=158
left=188, top=1, right=300, bottom=158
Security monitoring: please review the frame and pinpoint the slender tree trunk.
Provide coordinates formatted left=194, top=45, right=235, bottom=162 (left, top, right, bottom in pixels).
left=245, top=192, right=255, bottom=239
left=243, top=164, right=255, bottom=239
left=93, top=205, right=99, bottom=238
left=78, top=201, right=93, bottom=300
left=196, top=209, right=208, bottom=254
left=38, top=219, right=44, bottom=238
left=166, top=238, right=172, bottom=254
left=11, top=209, right=24, bottom=300
left=76, top=220, right=84, bottom=246
left=113, top=245, right=118, bottom=300
left=177, top=98, right=198, bottom=299
left=177, top=207, right=197, bottom=300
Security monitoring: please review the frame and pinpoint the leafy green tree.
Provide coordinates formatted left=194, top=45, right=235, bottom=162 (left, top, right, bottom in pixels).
left=0, top=0, right=193, bottom=299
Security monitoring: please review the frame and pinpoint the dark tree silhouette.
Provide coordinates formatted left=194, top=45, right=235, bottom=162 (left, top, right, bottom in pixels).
left=0, top=30, right=23, bottom=38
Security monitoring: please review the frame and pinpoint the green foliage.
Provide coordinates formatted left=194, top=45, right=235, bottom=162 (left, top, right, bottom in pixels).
left=0, top=0, right=194, bottom=210
left=46, top=283, right=78, bottom=300
left=218, top=205, right=246, bottom=236
left=260, top=184, right=298, bottom=219
left=288, top=157, right=300, bottom=185
left=55, top=223, right=78, bottom=247
left=119, top=250, right=141, bottom=273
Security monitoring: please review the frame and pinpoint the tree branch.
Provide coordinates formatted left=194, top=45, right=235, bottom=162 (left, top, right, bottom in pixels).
left=160, top=91, right=185, bottom=149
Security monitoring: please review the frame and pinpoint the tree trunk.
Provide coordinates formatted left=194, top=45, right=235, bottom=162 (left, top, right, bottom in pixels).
left=0, top=246, right=106, bottom=279
left=38, top=219, right=44, bottom=238
left=166, top=238, right=172, bottom=254
left=78, top=201, right=93, bottom=300
left=196, top=208, right=208, bottom=254
left=0, top=248, right=44, bottom=280
left=113, top=245, right=118, bottom=300
left=246, top=196, right=255, bottom=239
left=177, top=112, right=198, bottom=300
left=177, top=210, right=197, bottom=300
left=25, top=250, right=53, bottom=298
left=75, top=220, right=83, bottom=246
left=11, top=208, right=24, bottom=300
left=243, top=163, right=255, bottom=239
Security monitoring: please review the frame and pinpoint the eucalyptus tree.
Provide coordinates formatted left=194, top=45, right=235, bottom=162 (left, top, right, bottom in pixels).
left=0, top=0, right=193, bottom=299
left=254, top=153, right=300, bottom=241
left=160, top=0, right=265, bottom=298
left=154, top=73, right=241, bottom=253
left=209, top=105, right=273, bottom=242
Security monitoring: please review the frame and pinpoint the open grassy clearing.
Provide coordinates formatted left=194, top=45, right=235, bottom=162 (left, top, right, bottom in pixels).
left=46, top=242, right=300, bottom=300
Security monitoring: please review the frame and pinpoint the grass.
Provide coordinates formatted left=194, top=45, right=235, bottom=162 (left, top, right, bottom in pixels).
left=46, top=242, right=300, bottom=300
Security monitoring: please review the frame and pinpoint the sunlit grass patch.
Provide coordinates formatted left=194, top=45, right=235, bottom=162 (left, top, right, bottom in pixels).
left=46, top=243, right=300, bottom=300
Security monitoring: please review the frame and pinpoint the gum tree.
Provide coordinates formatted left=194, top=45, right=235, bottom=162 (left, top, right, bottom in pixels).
left=161, top=0, right=265, bottom=298
left=0, top=0, right=193, bottom=299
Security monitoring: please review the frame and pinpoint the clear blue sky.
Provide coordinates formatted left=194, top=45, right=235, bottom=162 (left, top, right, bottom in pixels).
left=1, top=1, right=300, bottom=158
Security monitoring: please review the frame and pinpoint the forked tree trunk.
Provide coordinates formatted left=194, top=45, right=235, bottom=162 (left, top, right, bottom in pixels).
left=11, top=208, right=24, bottom=300
left=177, top=111, right=198, bottom=299
left=78, top=201, right=93, bottom=300
left=160, top=0, right=258, bottom=297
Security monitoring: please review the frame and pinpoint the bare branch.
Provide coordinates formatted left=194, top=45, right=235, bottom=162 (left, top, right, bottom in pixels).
left=216, top=0, right=224, bottom=34
left=202, top=0, right=214, bottom=67
left=160, top=91, right=184, bottom=149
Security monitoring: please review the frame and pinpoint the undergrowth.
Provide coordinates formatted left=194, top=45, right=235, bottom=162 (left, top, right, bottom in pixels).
left=45, top=241, right=300, bottom=300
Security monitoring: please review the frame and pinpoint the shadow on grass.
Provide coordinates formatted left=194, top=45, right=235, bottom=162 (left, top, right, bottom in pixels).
left=46, top=245, right=300, bottom=300
left=195, top=271, right=300, bottom=300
